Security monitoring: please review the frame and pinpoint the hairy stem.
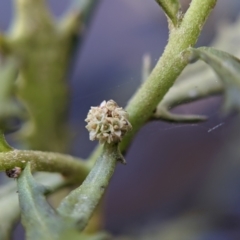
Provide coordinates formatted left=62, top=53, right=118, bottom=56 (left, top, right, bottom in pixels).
left=87, top=0, right=218, bottom=163
left=0, top=150, right=89, bottom=183
left=121, top=0, right=217, bottom=150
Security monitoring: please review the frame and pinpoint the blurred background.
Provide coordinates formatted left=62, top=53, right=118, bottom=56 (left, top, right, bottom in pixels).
left=1, top=0, right=240, bottom=239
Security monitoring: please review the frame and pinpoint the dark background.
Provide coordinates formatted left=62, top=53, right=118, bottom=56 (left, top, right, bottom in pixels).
left=1, top=0, right=240, bottom=239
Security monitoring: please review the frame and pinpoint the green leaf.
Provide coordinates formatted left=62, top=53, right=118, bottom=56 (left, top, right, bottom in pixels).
left=187, top=47, right=240, bottom=113
left=17, top=164, right=92, bottom=239
left=155, top=0, right=181, bottom=27
left=0, top=34, right=10, bottom=53
left=0, top=131, right=13, bottom=152
left=153, top=76, right=222, bottom=123
left=0, top=174, right=61, bottom=240
left=60, top=231, right=111, bottom=240
left=0, top=172, right=76, bottom=240
left=0, top=184, right=19, bottom=240
left=57, top=143, right=124, bottom=231
left=0, top=56, right=24, bottom=133
left=17, top=163, right=69, bottom=240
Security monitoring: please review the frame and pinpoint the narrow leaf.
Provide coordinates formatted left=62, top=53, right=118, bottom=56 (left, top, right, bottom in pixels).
left=0, top=34, right=10, bottom=53
left=0, top=56, right=23, bottom=133
left=155, top=0, right=181, bottom=27
left=187, top=47, right=240, bottom=113
left=17, top=163, right=67, bottom=240
left=0, top=131, right=13, bottom=152
left=153, top=76, right=223, bottom=123
left=0, top=189, right=19, bottom=240
left=57, top=143, right=123, bottom=231
left=60, top=0, right=100, bottom=39
left=60, top=231, right=111, bottom=240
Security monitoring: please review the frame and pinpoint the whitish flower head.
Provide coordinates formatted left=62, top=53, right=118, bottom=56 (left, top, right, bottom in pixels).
left=85, top=100, right=132, bottom=144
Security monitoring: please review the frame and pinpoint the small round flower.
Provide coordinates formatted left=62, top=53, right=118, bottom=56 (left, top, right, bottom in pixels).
left=85, top=100, right=132, bottom=144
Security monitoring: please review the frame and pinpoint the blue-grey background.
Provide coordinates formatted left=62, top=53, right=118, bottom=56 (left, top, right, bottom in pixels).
left=1, top=0, right=240, bottom=239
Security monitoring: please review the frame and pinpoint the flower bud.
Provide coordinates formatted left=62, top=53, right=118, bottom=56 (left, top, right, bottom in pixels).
left=85, top=100, right=132, bottom=144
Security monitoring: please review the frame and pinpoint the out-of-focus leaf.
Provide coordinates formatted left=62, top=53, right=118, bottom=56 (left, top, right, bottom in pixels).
left=141, top=53, right=152, bottom=83
left=0, top=186, right=19, bottom=240
left=17, top=163, right=70, bottom=240
left=187, top=47, right=240, bottom=113
left=60, top=231, right=111, bottom=240
left=0, top=131, right=13, bottom=152
left=153, top=76, right=222, bottom=122
left=0, top=56, right=23, bottom=133
left=69, top=0, right=100, bottom=25
left=155, top=0, right=181, bottom=27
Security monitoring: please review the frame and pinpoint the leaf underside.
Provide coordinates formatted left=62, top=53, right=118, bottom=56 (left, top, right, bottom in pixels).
left=187, top=47, right=240, bottom=113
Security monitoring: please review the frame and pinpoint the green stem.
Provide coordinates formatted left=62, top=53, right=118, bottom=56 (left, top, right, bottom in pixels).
left=121, top=0, right=217, bottom=150
left=8, top=0, right=99, bottom=152
left=12, top=0, right=54, bottom=35
left=0, top=150, right=89, bottom=183
left=57, top=143, right=123, bottom=231
left=87, top=0, right=218, bottom=162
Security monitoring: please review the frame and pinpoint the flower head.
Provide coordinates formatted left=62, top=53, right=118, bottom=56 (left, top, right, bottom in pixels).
left=85, top=100, right=132, bottom=144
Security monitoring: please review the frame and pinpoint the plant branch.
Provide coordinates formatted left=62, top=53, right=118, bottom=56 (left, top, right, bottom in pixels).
left=85, top=0, right=218, bottom=164
left=7, top=0, right=99, bottom=152
left=120, top=0, right=218, bottom=150
left=152, top=75, right=223, bottom=122
left=151, top=11, right=240, bottom=123
left=0, top=150, right=89, bottom=183
left=0, top=56, right=24, bottom=133
left=57, top=143, right=124, bottom=231
left=13, top=0, right=54, bottom=35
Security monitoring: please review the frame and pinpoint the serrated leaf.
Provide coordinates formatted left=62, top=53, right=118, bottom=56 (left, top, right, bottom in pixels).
left=156, top=0, right=181, bottom=27
left=187, top=47, right=240, bottom=113
left=17, top=163, right=69, bottom=240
